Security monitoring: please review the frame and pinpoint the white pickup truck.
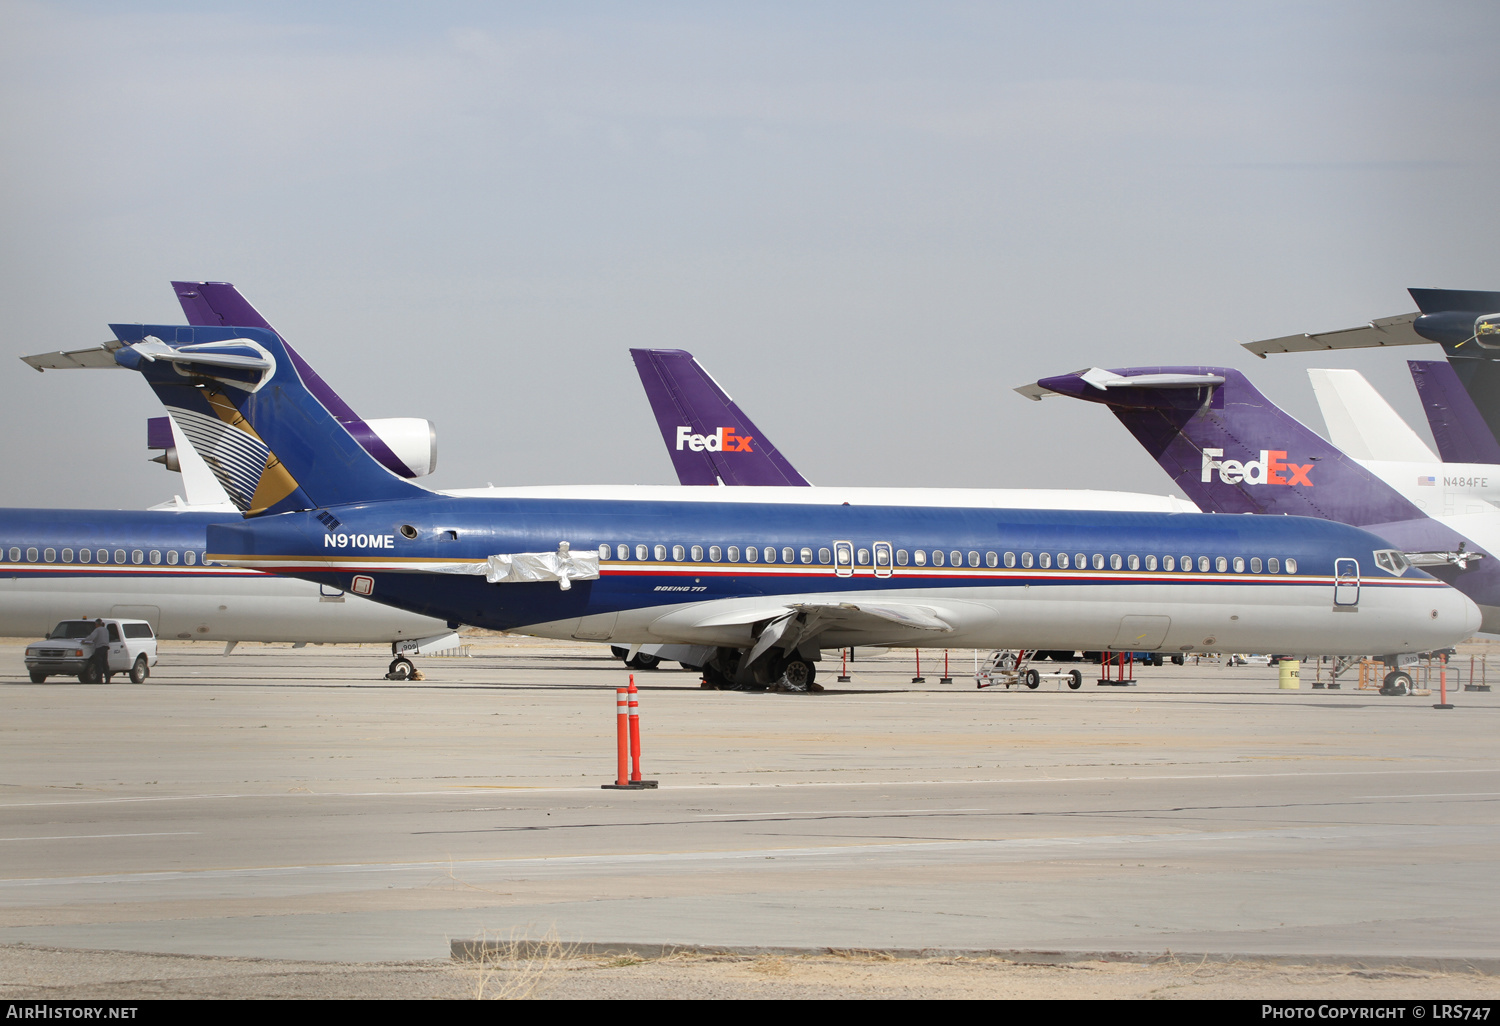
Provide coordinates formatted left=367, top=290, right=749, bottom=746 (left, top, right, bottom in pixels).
left=24, top=619, right=159, bottom=684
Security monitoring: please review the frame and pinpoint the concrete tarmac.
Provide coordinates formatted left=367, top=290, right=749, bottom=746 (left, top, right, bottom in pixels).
left=1, top=636, right=1497, bottom=964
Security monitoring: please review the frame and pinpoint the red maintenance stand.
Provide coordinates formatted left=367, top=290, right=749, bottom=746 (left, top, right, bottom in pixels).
left=1097, top=650, right=1137, bottom=686
left=602, top=676, right=658, bottom=789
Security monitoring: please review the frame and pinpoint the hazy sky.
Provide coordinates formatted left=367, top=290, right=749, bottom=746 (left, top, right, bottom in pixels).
left=3, top=1, right=1498, bottom=509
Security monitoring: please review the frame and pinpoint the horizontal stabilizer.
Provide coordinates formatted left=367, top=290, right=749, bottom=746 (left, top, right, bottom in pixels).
left=1242, top=313, right=1422, bottom=358
left=21, top=342, right=125, bottom=371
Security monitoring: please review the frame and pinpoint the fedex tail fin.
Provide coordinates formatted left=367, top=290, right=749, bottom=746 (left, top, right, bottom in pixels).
left=108, top=323, right=424, bottom=516
left=169, top=282, right=432, bottom=480
left=1023, top=366, right=1424, bottom=528
left=1409, top=359, right=1500, bottom=464
left=630, top=349, right=811, bottom=486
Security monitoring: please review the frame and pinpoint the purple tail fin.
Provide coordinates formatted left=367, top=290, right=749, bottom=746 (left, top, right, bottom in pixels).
left=1409, top=360, right=1500, bottom=464
left=1032, top=366, right=1425, bottom=528
left=169, top=281, right=419, bottom=480
left=630, top=349, right=811, bottom=486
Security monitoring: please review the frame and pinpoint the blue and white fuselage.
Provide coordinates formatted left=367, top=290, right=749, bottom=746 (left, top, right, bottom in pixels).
left=210, top=495, right=1476, bottom=658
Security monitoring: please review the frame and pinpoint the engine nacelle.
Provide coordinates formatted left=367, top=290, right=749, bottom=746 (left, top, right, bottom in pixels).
left=366, top=418, right=438, bottom=478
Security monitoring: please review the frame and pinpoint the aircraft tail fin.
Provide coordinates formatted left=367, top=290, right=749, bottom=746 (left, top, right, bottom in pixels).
left=167, top=281, right=428, bottom=481
left=108, top=323, right=424, bottom=516
left=630, top=348, right=811, bottom=486
left=1409, top=359, right=1500, bottom=464
left=1305, top=368, right=1436, bottom=462
left=1025, top=366, right=1424, bottom=527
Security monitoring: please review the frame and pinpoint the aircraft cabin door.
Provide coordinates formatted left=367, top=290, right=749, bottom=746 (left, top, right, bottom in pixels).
left=834, top=541, right=853, bottom=578
left=872, top=542, right=893, bottom=579
left=1333, top=558, right=1360, bottom=607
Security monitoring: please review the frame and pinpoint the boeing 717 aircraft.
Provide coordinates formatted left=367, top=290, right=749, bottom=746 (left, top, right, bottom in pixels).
left=81, top=307, right=1476, bottom=691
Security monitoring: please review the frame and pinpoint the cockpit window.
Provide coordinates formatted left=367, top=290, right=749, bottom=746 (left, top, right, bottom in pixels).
left=1373, top=549, right=1409, bottom=575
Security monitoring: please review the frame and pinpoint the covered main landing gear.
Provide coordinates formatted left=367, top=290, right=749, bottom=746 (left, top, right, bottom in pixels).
left=698, top=646, right=823, bottom=693
left=385, top=631, right=463, bottom=681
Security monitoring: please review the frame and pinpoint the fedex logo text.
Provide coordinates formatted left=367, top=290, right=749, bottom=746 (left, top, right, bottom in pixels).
left=1201, top=448, right=1313, bottom=487
left=676, top=426, right=754, bottom=453
left=323, top=533, right=396, bottom=549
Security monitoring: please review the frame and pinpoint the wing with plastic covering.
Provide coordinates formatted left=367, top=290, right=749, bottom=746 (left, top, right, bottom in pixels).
left=674, top=599, right=952, bottom=635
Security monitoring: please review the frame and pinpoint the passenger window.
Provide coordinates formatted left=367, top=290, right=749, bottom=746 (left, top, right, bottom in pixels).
left=636, top=544, right=648, bottom=561
left=709, top=546, right=722, bottom=562
left=728, top=546, right=740, bottom=562
left=1268, top=557, right=1279, bottom=573
left=79, top=548, right=91, bottom=563
left=949, top=550, right=961, bottom=567
left=914, top=550, right=927, bottom=566
left=692, top=545, right=704, bottom=561
left=876, top=547, right=891, bottom=567
left=896, top=549, right=909, bottom=566
left=654, top=544, right=667, bottom=561
left=1110, top=554, right=1122, bottom=570
left=764, top=546, right=776, bottom=563
left=746, top=546, right=758, bottom=563
left=932, top=550, right=945, bottom=567
left=184, top=551, right=196, bottom=566
left=856, top=548, right=869, bottom=565
left=1021, top=552, right=1033, bottom=569
left=1092, top=554, right=1104, bottom=570
left=967, top=551, right=980, bottom=567
left=800, top=547, right=812, bottom=564
left=62, top=548, right=73, bottom=563
left=1197, top=556, right=1210, bottom=573
left=598, top=544, right=610, bottom=560
left=986, top=552, right=998, bottom=568
left=1128, top=554, right=1140, bottom=571
left=1037, top=552, right=1050, bottom=569
left=1215, top=556, right=1228, bottom=572
left=1003, top=552, right=1015, bottom=568
left=1075, top=552, right=1086, bottom=569
left=1163, top=555, right=1175, bottom=571
left=818, top=548, right=831, bottom=564
left=149, top=550, right=161, bottom=565
left=26, top=547, right=38, bottom=562
left=782, top=547, right=795, bottom=564
left=132, top=550, right=143, bottom=564
left=167, top=550, right=179, bottom=565
left=6, top=547, right=15, bottom=561
left=1233, top=556, right=1245, bottom=573
left=618, top=544, right=629, bottom=560
left=1145, top=554, right=1157, bottom=571
left=1285, top=557, right=1298, bottom=574
left=671, top=544, right=684, bottom=561
left=44, top=548, right=56, bottom=563
left=1056, top=553, right=1068, bottom=569
left=1181, top=554, right=1192, bottom=571
left=1250, top=557, right=1262, bottom=573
